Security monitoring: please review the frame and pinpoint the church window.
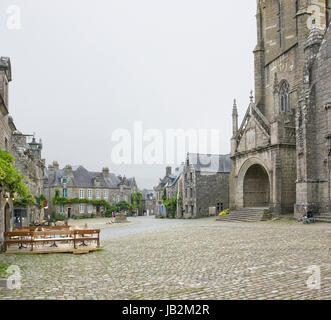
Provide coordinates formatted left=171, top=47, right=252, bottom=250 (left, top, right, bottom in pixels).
left=280, top=81, right=290, bottom=112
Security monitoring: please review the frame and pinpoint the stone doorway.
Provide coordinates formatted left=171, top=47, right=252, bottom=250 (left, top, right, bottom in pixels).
left=243, top=164, right=270, bottom=208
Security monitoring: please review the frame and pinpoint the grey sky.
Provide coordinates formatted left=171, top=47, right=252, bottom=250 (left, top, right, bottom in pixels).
left=0, top=0, right=256, bottom=189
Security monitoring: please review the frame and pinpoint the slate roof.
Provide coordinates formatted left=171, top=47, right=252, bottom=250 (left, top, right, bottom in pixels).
left=155, top=176, right=168, bottom=191
left=141, top=189, right=156, bottom=200
left=187, top=153, right=231, bottom=173
left=166, top=166, right=184, bottom=188
left=47, top=165, right=123, bottom=189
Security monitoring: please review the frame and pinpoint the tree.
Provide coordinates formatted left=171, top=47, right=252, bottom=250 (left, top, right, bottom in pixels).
left=0, top=149, right=35, bottom=206
left=131, top=192, right=143, bottom=209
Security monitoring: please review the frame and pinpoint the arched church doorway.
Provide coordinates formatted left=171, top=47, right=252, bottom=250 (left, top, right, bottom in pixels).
left=243, top=164, right=270, bottom=207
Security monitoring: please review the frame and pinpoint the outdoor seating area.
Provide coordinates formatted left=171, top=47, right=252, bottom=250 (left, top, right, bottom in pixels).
left=3, top=226, right=101, bottom=254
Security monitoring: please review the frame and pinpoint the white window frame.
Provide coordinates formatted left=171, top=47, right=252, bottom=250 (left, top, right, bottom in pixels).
left=79, top=204, right=85, bottom=214
left=88, top=204, right=93, bottom=214
left=103, top=189, right=108, bottom=199
left=96, top=189, right=101, bottom=199
left=88, top=189, right=92, bottom=199
left=79, top=189, right=85, bottom=199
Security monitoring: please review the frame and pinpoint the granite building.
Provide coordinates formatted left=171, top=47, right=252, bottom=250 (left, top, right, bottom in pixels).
left=44, top=162, right=136, bottom=218
left=178, top=153, right=231, bottom=218
left=0, top=57, right=13, bottom=245
left=11, top=134, right=46, bottom=226
left=230, top=0, right=331, bottom=220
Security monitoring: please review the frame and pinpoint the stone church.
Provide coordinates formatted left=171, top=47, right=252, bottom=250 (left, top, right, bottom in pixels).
left=230, top=0, right=331, bottom=220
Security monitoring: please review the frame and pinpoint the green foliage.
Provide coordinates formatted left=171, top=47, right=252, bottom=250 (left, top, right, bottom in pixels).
left=0, top=263, right=10, bottom=278
left=164, top=196, right=177, bottom=218
left=116, top=201, right=132, bottom=211
left=162, top=189, right=167, bottom=202
left=52, top=190, right=131, bottom=217
left=51, top=212, right=66, bottom=222
left=0, top=149, right=35, bottom=206
left=131, top=192, right=143, bottom=209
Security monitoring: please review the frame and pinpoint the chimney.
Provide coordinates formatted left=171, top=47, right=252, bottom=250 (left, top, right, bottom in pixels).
left=53, top=161, right=59, bottom=170
left=166, top=166, right=172, bottom=177
left=65, top=164, right=74, bottom=178
left=47, top=163, right=56, bottom=185
left=102, top=167, right=110, bottom=179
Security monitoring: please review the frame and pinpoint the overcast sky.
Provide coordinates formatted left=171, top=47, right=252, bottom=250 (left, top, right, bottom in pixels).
left=0, top=0, right=256, bottom=189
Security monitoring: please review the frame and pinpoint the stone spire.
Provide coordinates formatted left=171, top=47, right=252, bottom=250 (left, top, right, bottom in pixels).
left=232, top=99, right=238, bottom=135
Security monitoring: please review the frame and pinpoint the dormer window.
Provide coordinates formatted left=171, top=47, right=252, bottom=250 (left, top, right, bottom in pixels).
left=93, top=176, right=100, bottom=187
left=280, top=81, right=290, bottom=112
left=61, top=177, right=68, bottom=185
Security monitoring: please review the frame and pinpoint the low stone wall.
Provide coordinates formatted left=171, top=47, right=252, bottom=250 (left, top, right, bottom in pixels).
left=115, top=213, right=128, bottom=223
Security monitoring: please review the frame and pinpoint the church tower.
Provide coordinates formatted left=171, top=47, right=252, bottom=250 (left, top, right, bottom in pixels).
left=229, top=0, right=330, bottom=215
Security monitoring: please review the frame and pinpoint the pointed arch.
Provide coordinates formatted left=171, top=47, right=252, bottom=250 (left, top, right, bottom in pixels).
left=280, top=80, right=290, bottom=112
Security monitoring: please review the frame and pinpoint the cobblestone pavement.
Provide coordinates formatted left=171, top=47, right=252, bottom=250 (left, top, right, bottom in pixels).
left=0, top=218, right=330, bottom=300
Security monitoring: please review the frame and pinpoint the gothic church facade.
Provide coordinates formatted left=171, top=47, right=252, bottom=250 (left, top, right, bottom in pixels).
left=230, top=0, right=331, bottom=219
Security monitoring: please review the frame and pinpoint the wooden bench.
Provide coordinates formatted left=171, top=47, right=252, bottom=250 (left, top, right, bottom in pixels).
left=32, top=230, right=75, bottom=248
left=4, top=228, right=101, bottom=253
left=4, top=232, right=34, bottom=252
left=15, top=226, right=70, bottom=232
left=74, top=230, right=100, bottom=249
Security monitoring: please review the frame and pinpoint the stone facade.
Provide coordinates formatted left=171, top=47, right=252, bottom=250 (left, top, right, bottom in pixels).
left=11, top=134, right=46, bottom=226
left=44, top=162, right=136, bottom=218
left=230, top=0, right=331, bottom=219
left=0, top=57, right=14, bottom=247
left=178, top=153, right=230, bottom=218
left=141, top=189, right=157, bottom=216
left=154, top=167, right=171, bottom=216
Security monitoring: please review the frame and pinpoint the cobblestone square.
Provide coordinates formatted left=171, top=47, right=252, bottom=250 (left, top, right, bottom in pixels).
left=0, top=217, right=330, bottom=300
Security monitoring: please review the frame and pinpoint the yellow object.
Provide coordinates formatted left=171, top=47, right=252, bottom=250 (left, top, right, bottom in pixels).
left=219, top=209, right=230, bottom=217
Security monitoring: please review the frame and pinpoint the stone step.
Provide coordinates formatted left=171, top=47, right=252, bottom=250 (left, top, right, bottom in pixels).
left=217, top=208, right=267, bottom=222
left=315, top=214, right=331, bottom=223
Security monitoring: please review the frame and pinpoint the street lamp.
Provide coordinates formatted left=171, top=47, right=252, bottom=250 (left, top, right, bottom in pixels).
left=4, top=192, right=9, bottom=201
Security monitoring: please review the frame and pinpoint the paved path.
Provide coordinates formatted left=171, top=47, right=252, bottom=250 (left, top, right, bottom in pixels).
left=101, top=216, right=207, bottom=240
left=0, top=218, right=330, bottom=300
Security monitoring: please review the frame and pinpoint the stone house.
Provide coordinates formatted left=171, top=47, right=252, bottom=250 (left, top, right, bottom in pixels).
left=0, top=56, right=14, bottom=246
left=230, top=0, right=331, bottom=220
left=178, top=153, right=231, bottom=218
left=11, top=134, right=46, bottom=227
left=44, top=162, right=135, bottom=218
left=154, top=167, right=172, bottom=216
left=141, top=189, right=157, bottom=216
left=154, top=166, right=183, bottom=217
